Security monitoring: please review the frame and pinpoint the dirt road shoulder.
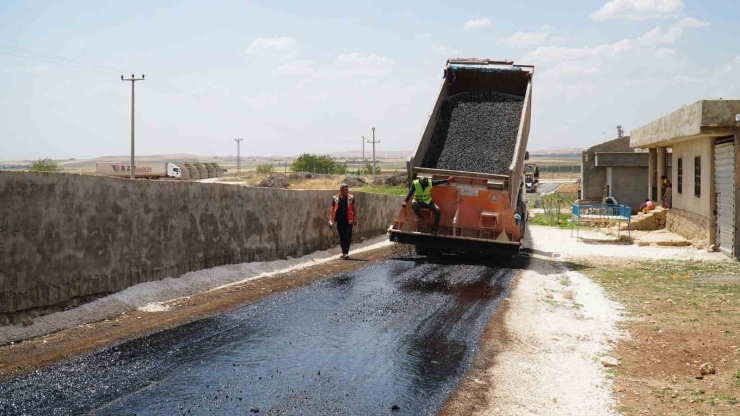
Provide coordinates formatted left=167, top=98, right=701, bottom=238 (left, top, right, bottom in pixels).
left=443, top=253, right=624, bottom=415
left=573, top=256, right=740, bottom=415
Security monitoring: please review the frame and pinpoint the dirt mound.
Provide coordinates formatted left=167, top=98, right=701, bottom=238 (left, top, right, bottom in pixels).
left=383, top=174, right=407, bottom=187
left=259, top=174, right=289, bottom=189
left=288, top=172, right=332, bottom=181
left=342, top=176, right=367, bottom=188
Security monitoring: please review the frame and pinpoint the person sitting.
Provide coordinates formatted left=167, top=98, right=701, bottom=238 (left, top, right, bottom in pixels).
left=402, top=175, right=453, bottom=234
left=639, top=199, right=655, bottom=214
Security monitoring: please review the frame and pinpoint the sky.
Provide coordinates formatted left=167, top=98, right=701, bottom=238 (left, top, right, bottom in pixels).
left=0, top=0, right=738, bottom=160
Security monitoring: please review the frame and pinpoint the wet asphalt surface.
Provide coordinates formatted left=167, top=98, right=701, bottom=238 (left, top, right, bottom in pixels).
left=535, top=182, right=561, bottom=195
left=0, top=252, right=527, bottom=416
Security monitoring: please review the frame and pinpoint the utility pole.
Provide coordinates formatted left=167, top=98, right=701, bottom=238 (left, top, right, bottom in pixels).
left=366, top=127, right=380, bottom=182
left=121, top=74, right=145, bottom=179
left=361, top=136, right=365, bottom=165
left=234, top=138, right=243, bottom=175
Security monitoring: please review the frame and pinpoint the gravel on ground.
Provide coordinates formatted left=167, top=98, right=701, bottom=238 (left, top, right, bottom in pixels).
left=530, top=225, right=727, bottom=262
left=442, top=225, right=625, bottom=415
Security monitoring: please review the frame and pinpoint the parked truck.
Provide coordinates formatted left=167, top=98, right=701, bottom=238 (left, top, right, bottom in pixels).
left=95, top=162, right=182, bottom=179
left=389, top=59, right=533, bottom=256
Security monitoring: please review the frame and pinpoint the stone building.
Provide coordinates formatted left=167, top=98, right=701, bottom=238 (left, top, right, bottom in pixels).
left=631, top=100, right=740, bottom=257
left=581, top=136, right=670, bottom=212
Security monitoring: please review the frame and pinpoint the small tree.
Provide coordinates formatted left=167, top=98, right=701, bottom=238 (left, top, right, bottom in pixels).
left=364, top=162, right=381, bottom=175
left=30, top=158, right=59, bottom=172
left=333, top=163, right=348, bottom=175
left=255, top=163, right=275, bottom=174
left=292, top=153, right=336, bottom=174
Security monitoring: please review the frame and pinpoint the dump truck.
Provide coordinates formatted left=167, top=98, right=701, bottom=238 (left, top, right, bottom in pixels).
left=525, top=164, right=539, bottom=193
left=388, top=59, right=533, bottom=256
left=95, top=162, right=182, bottom=179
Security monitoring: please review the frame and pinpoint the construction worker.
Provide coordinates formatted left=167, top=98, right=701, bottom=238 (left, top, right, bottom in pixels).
left=402, top=176, right=454, bottom=234
left=329, top=183, right=356, bottom=259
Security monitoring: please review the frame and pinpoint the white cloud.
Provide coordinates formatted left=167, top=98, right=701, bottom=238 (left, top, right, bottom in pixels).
left=334, top=53, right=394, bottom=76
left=430, top=44, right=457, bottom=55
left=674, top=75, right=698, bottom=83
left=273, top=60, right=316, bottom=76
left=735, top=56, right=740, bottom=64
left=591, top=0, right=684, bottom=21
left=655, top=47, right=675, bottom=58
left=25, top=65, right=49, bottom=74
left=246, top=36, right=300, bottom=59
left=463, top=18, right=491, bottom=29
left=639, top=17, right=710, bottom=45
left=523, top=39, right=633, bottom=63
left=545, top=63, right=600, bottom=77
left=501, top=32, right=551, bottom=46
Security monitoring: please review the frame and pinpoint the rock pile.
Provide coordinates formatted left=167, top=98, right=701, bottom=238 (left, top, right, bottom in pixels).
left=422, top=91, right=524, bottom=175
left=258, top=174, right=289, bottom=189
left=342, top=176, right=367, bottom=188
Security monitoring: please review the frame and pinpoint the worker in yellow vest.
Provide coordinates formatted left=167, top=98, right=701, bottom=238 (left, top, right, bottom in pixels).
left=329, top=183, right=357, bottom=259
left=402, top=176, right=453, bottom=234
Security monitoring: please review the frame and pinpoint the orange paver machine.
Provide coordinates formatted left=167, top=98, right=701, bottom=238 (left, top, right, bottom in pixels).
left=388, top=59, right=534, bottom=256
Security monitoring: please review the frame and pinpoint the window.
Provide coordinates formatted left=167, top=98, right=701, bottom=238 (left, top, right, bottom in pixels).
left=694, top=156, right=701, bottom=197
left=677, top=158, right=683, bottom=194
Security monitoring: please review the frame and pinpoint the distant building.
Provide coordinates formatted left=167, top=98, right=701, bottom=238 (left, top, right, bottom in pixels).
left=581, top=136, right=670, bottom=213
left=631, top=100, right=740, bottom=257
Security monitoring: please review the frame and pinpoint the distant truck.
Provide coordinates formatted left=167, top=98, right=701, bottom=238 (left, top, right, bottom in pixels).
left=525, top=164, right=539, bottom=193
left=95, top=162, right=182, bottom=179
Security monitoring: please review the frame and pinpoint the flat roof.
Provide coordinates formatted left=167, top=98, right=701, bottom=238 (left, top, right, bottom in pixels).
left=630, top=100, right=740, bottom=149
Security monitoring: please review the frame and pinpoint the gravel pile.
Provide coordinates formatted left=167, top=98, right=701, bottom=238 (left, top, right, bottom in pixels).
left=342, top=176, right=367, bottom=188
left=288, top=172, right=332, bottom=180
left=258, top=174, right=289, bottom=189
left=422, top=91, right=524, bottom=175
left=384, top=173, right=407, bottom=186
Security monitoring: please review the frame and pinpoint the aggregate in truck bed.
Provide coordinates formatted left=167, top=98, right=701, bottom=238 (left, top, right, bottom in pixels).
left=422, top=91, right=524, bottom=175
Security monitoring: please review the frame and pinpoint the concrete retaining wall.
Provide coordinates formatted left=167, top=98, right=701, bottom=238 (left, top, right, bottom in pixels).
left=0, top=172, right=401, bottom=323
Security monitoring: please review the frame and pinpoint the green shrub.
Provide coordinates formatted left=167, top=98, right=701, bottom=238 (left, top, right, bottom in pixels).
left=30, top=158, right=59, bottom=172
left=255, top=164, right=275, bottom=174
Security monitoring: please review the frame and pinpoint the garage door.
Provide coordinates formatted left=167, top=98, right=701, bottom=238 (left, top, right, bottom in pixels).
left=714, top=139, right=736, bottom=256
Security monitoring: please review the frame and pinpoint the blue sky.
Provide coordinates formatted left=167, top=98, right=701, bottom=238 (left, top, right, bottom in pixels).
left=0, top=0, right=737, bottom=160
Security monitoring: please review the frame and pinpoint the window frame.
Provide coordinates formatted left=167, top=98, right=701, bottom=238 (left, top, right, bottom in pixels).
left=694, top=156, right=701, bottom=197
left=677, top=158, right=683, bottom=194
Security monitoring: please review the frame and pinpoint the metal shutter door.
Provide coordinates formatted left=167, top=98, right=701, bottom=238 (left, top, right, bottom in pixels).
left=714, top=141, right=736, bottom=256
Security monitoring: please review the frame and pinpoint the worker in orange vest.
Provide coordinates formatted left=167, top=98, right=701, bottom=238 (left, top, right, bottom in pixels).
left=329, top=183, right=357, bottom=259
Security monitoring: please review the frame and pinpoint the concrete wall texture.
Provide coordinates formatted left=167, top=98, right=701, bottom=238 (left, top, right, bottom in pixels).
left=672, top=138, right=714, bottom=219
left=610, top=166, right=648, bottom=212
left=0, top=172, right=401, bottom=320
left=581, top=136, right=632, bottom=200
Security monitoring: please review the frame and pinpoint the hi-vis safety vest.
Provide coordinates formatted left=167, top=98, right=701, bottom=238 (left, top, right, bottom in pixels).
left=330, top=193, right=355, bottom=224
left=413, top=180, right=433, bottom=204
